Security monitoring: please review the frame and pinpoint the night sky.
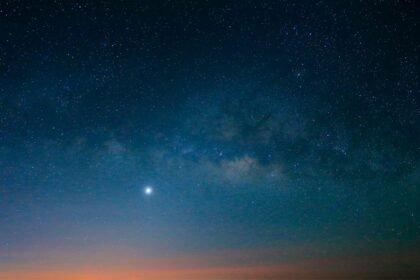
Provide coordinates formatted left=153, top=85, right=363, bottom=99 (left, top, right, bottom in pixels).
left=1, top=1, right=419, bottom=279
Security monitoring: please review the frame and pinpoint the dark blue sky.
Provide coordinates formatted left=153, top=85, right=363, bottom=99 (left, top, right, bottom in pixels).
left=0, top=1, right=419, bottom=279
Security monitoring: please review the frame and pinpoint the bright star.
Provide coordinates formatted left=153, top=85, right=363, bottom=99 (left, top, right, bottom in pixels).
left=144, top=186, right=153, bottom=196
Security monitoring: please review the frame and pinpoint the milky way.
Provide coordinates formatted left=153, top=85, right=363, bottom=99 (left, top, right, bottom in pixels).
left=0, top=1, right=419, bottom=279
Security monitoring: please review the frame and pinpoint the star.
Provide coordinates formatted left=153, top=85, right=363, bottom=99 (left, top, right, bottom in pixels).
left=144, top=186, right=153, bottom=196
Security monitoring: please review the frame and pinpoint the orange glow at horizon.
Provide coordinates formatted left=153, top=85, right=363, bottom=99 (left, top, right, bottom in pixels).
left=2, top=248, right=419, bottom=280
left=0, top=264, right=303, bottom=280
left=0, top=259, right=402, bottom=280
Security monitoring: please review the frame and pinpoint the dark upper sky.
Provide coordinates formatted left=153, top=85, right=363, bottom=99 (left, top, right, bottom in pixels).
left=0, top=1, right=419, bottom=279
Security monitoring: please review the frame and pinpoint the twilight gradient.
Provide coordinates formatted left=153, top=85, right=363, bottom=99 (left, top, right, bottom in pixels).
left=0, top=1, right=419, bottom=279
